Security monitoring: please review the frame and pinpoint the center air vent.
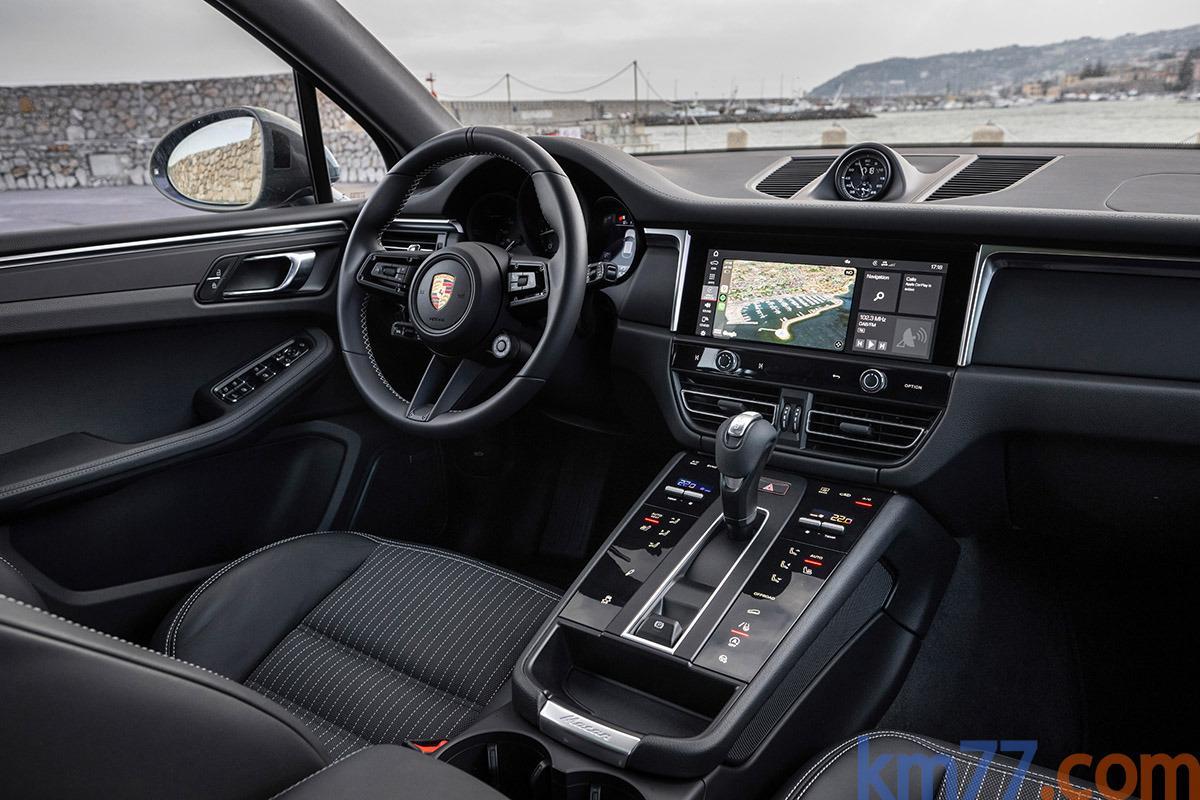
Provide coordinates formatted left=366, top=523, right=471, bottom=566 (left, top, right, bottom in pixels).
left=804, top=396, right=938, bottom=464
left=678, top=376, right=779, bottom=433
left=924, top=155, right=1054, bottom=201
left=754, top=157, right=836, bottom=198
left=380, top=221, right=451, bottom=253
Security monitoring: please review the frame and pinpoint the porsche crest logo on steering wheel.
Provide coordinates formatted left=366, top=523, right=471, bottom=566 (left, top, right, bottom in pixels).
left=429, top=272, right=456, bottom=311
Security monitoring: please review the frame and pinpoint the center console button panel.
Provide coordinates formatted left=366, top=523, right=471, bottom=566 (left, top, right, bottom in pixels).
left=560, top=454, right=886, bottom=684
left=694, top=481, right=883, bottom=681
left=561, top=457, right=720, bottom=630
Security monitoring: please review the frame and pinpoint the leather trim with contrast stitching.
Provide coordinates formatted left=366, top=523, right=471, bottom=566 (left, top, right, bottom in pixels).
left=0, top=594, right=329, bottom=763
left=165, top=531, right=559, bottom=658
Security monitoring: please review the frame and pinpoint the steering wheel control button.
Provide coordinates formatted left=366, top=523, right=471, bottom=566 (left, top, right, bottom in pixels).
left=634, top=614, right=682, bottom=648
left=490, top=333, right=512, bottom=359
left=714, top=349, right=740, bottom=373
left=359, top=253, right=418, bottom=296
left=508, top=271, right=536, bottom=291
left=390, top=321, right=418, bottom=339
left=859, top=368, right=887, bottom=394
left=507, top=260, right=548, bottom=306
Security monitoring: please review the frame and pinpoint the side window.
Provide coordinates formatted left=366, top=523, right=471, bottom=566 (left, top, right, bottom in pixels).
left=0, top=2, right=317, bottom=236
left=317, top=90, right=389, bottom=200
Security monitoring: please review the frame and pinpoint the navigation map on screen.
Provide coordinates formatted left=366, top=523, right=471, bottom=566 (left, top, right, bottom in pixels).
left=710, top=259, right=857, bottom=351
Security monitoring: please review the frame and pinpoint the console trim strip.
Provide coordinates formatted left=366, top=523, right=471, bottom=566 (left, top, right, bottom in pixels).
left=646, top=227, right=692, bottom=332
left=620, top=508, right=770, bottom=656
left=538, top=698, right=641, bottom=767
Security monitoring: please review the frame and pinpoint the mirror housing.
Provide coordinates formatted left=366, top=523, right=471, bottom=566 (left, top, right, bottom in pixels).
left=150, top=106, right=338, bottom=212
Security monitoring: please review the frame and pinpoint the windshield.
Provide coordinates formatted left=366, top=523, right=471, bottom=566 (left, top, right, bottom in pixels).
left=341, top=0, right=1200, bottom=152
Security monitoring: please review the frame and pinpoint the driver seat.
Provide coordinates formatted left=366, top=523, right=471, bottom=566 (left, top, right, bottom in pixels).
left=0, top=531, right=559, bottom=793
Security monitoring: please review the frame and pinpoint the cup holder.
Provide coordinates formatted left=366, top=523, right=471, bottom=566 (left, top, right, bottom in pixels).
left=439, top=733, right=646, bottom=800
left=564, top=772, right=646, bottom=800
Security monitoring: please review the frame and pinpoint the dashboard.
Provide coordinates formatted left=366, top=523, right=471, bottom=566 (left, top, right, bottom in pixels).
left=392, top=135, right=1200, bottom=545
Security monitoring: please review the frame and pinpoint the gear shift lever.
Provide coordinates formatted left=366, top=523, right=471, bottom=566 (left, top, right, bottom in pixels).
left=715, top=411, right=778, bottom=541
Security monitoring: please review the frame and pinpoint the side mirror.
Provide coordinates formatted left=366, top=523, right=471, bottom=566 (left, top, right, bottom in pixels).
left=150, top=107, right=338, bottom=212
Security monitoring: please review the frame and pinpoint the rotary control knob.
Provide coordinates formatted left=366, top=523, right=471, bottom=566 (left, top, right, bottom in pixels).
left=859, top=368, right=887, bottom=394
left=714, top=350, right=740, bottom=373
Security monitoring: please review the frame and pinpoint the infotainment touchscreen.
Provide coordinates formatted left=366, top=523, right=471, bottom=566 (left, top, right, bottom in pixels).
left=693, top=249, right=947, bottom=361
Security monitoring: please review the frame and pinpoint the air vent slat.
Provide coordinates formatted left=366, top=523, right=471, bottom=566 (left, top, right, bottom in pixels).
left=677, top=377, right=779, bottom=433
left=380, top=224, right=443, bottom=253
left=755, top=157, right=836, bottom=198
left=925, top=156, right=1053, bottom=201
left=803, top=397, right=938, bottom=463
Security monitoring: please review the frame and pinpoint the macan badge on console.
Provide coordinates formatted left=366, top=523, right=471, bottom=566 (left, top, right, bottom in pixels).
left=429, top=273, right=456, bottom=311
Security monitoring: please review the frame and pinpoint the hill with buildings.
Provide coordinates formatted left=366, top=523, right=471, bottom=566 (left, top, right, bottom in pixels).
left=811, top=24, right=1200, bottom=97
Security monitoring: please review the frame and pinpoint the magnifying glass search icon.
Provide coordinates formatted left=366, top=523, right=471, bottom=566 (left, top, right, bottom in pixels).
left=873, top=291, right=886, bottom=302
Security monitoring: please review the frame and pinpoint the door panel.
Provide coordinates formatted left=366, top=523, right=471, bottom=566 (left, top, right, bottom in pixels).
left=0, top=221, right=344, bottom=304
left=0, top=324, right=335, bottom=512
left=0, top=210, right=400, bottom=640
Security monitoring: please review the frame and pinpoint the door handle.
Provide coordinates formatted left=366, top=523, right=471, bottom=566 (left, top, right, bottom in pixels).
left=223, top=251, right=316, bottom=297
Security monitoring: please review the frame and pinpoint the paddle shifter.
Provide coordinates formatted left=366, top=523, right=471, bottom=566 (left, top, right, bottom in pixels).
left=715, top=411, right=778, bottom=541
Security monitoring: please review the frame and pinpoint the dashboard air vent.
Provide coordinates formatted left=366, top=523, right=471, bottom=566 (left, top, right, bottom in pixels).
left=380, top=225, right=444, bottom=254
left=678, top=376, right=779, bottom=433
left=924, top=155, right=1054, bottom=201
left=804, top=396, right=937, bottom=463
left=754, top=157, right=836, bottom=198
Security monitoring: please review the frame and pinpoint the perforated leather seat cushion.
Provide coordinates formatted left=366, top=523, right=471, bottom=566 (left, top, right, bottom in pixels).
left=160, top=532, right=559, bottom=758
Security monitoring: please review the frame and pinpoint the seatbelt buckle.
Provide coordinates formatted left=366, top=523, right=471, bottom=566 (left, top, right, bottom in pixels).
left=407, top=738, right=449, bottom=755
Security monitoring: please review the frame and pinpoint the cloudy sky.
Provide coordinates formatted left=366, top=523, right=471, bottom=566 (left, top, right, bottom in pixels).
left=2, top=0, right=1197, bottom=97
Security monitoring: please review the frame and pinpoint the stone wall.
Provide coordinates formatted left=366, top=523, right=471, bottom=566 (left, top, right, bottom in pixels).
left=0, top=74, right=669, bottom=193
left=0, top=74, right=384, bottom=192
left=168, top=124, right=263, bottom=205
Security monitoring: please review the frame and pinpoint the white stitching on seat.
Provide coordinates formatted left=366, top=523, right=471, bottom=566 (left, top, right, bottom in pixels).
left=166, top=530, right=358, bottom=656
left=0, top=554, right=26, bottom=577
left=358, top=536, right=559, bottom=599
left=0, top=554, right=33, bottom=595
left=242, top=537, right=558, bottom=754
left=165, top=530, right=556, bottom=660
left=169, top=528, right=559, bottom=755
left=0, top=593, right=232, bottom=683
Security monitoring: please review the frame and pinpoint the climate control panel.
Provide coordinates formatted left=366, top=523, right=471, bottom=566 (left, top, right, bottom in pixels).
left=675, top=342, right=950, bottom=405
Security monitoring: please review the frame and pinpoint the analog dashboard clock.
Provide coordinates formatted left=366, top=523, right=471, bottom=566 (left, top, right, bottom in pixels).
left=835, top=148, right=893, bottom=201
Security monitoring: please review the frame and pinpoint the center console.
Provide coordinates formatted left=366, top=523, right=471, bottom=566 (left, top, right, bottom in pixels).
left=433, top=230, right=968, bottom=799
left=439, top=442, right=957, bottom=799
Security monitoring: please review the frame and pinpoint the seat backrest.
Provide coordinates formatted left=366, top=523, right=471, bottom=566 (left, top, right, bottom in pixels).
left=0, top=595, right=330, bottom=800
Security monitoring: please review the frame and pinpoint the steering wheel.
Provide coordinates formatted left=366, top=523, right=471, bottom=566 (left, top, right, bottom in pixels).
left=336, top=127, right=587, bottom=438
